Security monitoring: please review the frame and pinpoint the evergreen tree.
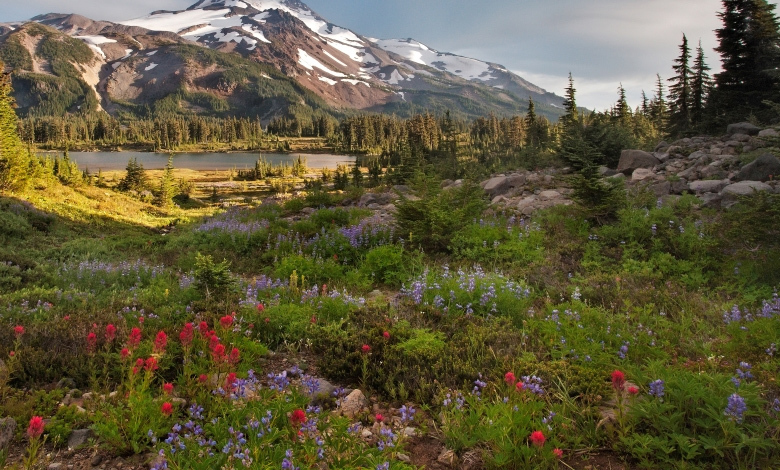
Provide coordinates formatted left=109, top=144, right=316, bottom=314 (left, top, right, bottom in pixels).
left=650, top=74, right=669, bottom=130
left=561, top=72, right=579, bottom=128
left=117, top=157, right=150, bottom=193
left=0, top=61, right=28, bottom=192
left=615, top=84, right=631, bottom=123
left=668, top=34, right=693, bottom=134
left=710, top=0, right=780, bottom=124
left=155, top=155, right=177, bottom=208
left=691, top=40, right=713, bottom=126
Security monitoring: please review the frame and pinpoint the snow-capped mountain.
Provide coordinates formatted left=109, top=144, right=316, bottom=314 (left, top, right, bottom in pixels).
left=0, top=0, right=563, bottom=120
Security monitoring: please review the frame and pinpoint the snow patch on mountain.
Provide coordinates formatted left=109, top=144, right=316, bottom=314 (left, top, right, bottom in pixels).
left=374, top=38, right=493, bottom=81
left=298, top=49, right=346, bottom=77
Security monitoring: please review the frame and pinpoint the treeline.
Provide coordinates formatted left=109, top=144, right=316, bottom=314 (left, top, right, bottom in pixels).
left=17, top=115, right=267, bottom=150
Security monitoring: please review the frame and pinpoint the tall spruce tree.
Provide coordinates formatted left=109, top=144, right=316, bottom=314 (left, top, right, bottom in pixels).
left=668, top=34, right=692, bottom=134
left=650, top=74, right=669, bottom=131
left=691, top=40, right=713, bottom=127
left=0, top=61, right=28, bottom=192
left=155, top=155, right=177, bottom=208
left=615, top=84, right=631, bottom=123
left=710, top=0, right=780, bottom=124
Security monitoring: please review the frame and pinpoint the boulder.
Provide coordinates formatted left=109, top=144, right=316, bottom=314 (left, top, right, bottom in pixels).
left=699, top=193, right=723, bottom=208
left=650, top=181, right=671, bottom=197
left=617, top=150, right=660, bottom=175
left=631, top=168, right=655, bottom=181
left=731, top=133, right=751, bottom=142
left=506, top=173, right=527, bottom=188
left=339, top=389, right=368, bottom=418
left=758, top=128, right=779, bottom=138
left=482, top=176, right=509, bottom=196
left=0, top=417, right=15, bottom=452
left=721, top=181, right=773, bottom=208
left=689, top=180, right=728, bottom=194
left=598, top=166, right=617, bottom=176
left=727, top=122, right=761, bottom=136
left=734, top=154, right=780, bottom=182
left=538, top=190, right=562, bottom=200
left=670, top=180, right=690, bottom=195
left=654, top=140, right=670, bottom=152
left=67, top=429, right=92, bottom=450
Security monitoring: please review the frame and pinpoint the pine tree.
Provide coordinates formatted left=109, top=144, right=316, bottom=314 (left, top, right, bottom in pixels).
left=0, top=61, right=28, bottom=192
left=691, top=40, right=713, bottom=126
left=668, top=34, right=692, bottom=134
left=710, top=0, right=780, bottom=124
left=615, top=84, right=631, bottom=123
left=117, top=157, right=149, bottom=193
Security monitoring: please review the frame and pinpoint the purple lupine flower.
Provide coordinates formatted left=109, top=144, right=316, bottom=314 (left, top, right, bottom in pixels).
left=649, top=379, right=665, bottom=398
left=724, top=393, right=747, bottom=423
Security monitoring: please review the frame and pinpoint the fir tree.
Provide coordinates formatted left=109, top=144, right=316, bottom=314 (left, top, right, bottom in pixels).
left=117, top=157, right=150, bottom=193
left=710, top=0, right=780, bottom=124
left=615, top=84, right=631, bottom=123
left=650, top=74, right=669, bottom=130
left=668, top=34, right=692, bottom=134
left=691, top=40, right=713, bottom=126
left=561, top=72, right=579, bottom=128
left=0, top=60, right=28, bottom=192
left=155, top=155, right=177, bottom=208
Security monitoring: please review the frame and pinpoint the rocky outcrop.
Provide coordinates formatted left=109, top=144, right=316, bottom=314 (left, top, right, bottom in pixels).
left=617, top=150, right=660, bottom=175
left=727, top=122, right=761, bottom=136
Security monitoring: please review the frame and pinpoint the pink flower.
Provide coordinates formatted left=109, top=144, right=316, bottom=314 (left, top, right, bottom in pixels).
left=515, top=381, right=525, bottom=391
left=375, top=413, right=384, bottom=422
left=199, top=321, right=209, bottom=336
left=627, top=385, right=639, bottom=395
left=27, top=416, right=44, bottom=439
left=611, top=370, right=626, bottom=391
left=63, top=315, right=70, bottom=321
left=361, top=344, right=371, bottom=354
left=9, top=351, right=15, bottom=357
left=161, top=402, right=173, bottom=416
left=225, top=372, right=237, bottom=389
left=144, top=357, right=159, bottom=372
left=228, top=347, right=240, bottom=365
left=120, top=348, right=130, bottom=360
left=198, top=374, right=208, bottom=384
left=553, top=448, right=563, bottom=459
left=153, top=331, right=168, bottom=354
left=127, top=327, right=142, bottom=349
left=162, top=382, right=174, bottom=395
left=13, top=325, right=24, bottom=337
left=132, top=358, right=144, bottom=375
left=290, top=409, right=307, bottom=425
left=529, top=430, right=546, bottom=447
left=505, top=371, right=516, bottom=385
left=180, top=323, right=194, bottom=347
left=105, top=324, right=117, bottom=342
left=86, top=332, right=97, bottom=353
left=257, top=303, right=265, bottom=312
left=220, top=315, right=233, bottom=329
left=212, top=344, right=226, bottom=362
left=383, top=331, right=390, bottom=339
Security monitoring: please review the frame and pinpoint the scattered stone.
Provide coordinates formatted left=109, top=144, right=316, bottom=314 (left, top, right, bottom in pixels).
left=727, top=122, right=761, bottom=136
left=403, top=426, right=417, bottom=437
left=0, top=417, right=16, bottom=452
left=598, top=166, right=617, bottom=176
left=650, top=181, right=671, bottom=197
left=360, top=429, right=373, bottom=440
left=396, top=453, right=411, bottom=463
left=56, top=378, right=76, bottom=389
left=538, top=190, right=561, bottom=200
left=437, top=449, right=458, bottom=467
left=731, top=133, right=751, bottom=142
left=688, top=180, right=728, bottom=194
left=617, top=150, right=661, bottom=175
left=699, top=193, right=723, bottom=208
left=339, top=389, right=368, bottom=418
left=758, top=128, right=778, bottom=138
left=734, top=154, right=780, bottom=182
left=90, top=453, right=102, bottom=466
left=631, top=168, right=655, bottom=181
left=654, top=140, right=670, bottom=152
left=67, top=429, right=92, bottom=450
left=48, top=463, right=63, bottom=470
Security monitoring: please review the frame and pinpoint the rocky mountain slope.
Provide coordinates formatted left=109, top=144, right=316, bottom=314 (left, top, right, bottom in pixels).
left=0, top=0, right=564, bottom=121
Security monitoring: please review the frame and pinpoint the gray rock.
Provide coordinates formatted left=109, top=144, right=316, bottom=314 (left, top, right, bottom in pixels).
left=440, top=179, right=453, bottom=188
left=359, top=193, right=379, bottom=207
left=506, top=173, right=526, bottom=188
left=689, top=180, right=728, bottom=194
left=735, top=154, right=780, bottom=182
left=339, top=389, right=368, bottom=418
left=598, top=166, right=617, bottom=176
left=654, top=140, right=670, bottom=152
left=727, top=122, right=761, bottom=136
left=731, top=133, right=751, bottom=142
left=491, top=195, right=506, bottom=205
left=758, top=128, right=779, bottom=138
left=722, top=181, right=773, bottom=208
left=688, top=150, right=708, bottom=161
left=482, top=176, right=509, bottom=196
left=0, top=417, right=16, bottom=452
left=699, top=193, right=723, bottom=208
left=653, top=152, right=670, bottom=163
left=651, top=181, right=671, bottom=197
left=538, top=190, right=561, bottom=200
left=438, top=449, right=458, bottom=467
left=632, top=168, right=655, bottom=181
left=516, top=196, right=537, bottom=209
left=699, top=165, right=726, bottom=180
left=48, top=463, right=63, bottom=470
left=670, top=180, right=689, bottom=195
left=617, top=150, right=660, bottom=175
left=56, top=378, right=76, bottom=389
left=67, top=429, right=92, bottom=450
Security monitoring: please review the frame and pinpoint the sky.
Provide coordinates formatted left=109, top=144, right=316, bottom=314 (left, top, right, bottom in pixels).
left=2, top=0, right=778, bottom=111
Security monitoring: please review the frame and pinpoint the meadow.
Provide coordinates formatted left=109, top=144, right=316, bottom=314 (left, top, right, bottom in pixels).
left=0, top=161, right=779, bottom=470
